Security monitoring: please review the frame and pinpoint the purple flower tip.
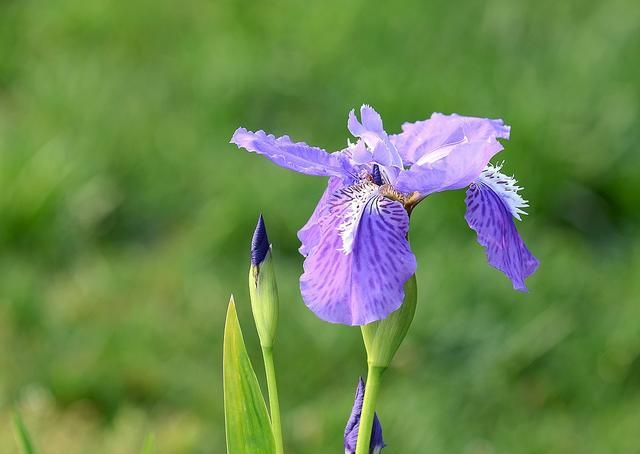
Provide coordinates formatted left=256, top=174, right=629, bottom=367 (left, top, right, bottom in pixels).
left=344, top=377, right=386, bottom=454
left=251, top=214, right=270, bottom=266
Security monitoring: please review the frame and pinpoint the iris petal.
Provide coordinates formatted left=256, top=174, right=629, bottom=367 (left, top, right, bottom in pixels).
left=230, top=128, right=347, bottom=177
left=464, top=178, right=539, bottom=291
left=300, top=182, right=416, bottom=325
left=298, top=176, right=345, bottom=256
left=360, top=105, right=385, bottom=134
left=392, top=113, right=510, bottom=196
left=347, top=106, right=403, bottom=171
left=391, top=113, right=510, bottom=165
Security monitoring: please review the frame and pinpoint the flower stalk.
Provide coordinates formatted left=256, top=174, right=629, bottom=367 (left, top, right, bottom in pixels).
left=262, top=346, right=284, bottom=454
left=354, top=366, right=385, bottom=454
left=356, top=275, right=417, bottom=452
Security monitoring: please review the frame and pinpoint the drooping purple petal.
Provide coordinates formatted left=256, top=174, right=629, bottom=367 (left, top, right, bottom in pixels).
left=393, top=114, right=510, bottom=196
left=344, top=378, right=385, bottom=454
left=297, top=176, right=345, bottom=256
left=230, top=128, right=348, bottom=177
left=300, top=182, right=416, bottom=325
left=464, top=169, right=539, bottom=291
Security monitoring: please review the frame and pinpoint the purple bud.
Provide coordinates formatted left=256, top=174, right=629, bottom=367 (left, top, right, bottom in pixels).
left=251, top=214, right=270, bottom=266
left=344, top=378, right=385, bottom=454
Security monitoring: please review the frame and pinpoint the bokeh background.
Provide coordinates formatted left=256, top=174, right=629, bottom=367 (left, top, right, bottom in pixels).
left=1, top=0, right=639, bottom=452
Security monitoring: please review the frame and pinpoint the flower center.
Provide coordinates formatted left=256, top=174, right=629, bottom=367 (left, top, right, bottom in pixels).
left=378, top=183, right=406, bottom=203
left=361, top=164, right=420, bottom=212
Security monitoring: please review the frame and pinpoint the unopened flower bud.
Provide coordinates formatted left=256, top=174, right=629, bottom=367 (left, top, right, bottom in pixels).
left=344, top=377, right=385, bottom=454
left=249, top=214, right=279, bottom=348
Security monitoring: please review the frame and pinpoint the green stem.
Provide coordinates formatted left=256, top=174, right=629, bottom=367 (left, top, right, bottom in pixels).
left=261, top=346, right=284, bottom=454
left=355, top=365, right=385, bottom=454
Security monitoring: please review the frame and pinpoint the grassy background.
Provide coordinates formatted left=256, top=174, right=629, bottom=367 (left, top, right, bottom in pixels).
left=1, top=0, right=639, bottom=452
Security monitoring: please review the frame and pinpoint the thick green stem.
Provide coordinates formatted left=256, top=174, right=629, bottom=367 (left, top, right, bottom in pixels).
left=261, top=346, right=284, bottom=454
left=355, top=365, right=385, bottom=454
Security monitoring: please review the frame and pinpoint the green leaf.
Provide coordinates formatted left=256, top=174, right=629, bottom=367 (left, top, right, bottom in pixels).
left=224, top=296, right=275, bottom=454
left=140, top=433, right=155, bottom=454
left=13, top=413, right=37, bottom=454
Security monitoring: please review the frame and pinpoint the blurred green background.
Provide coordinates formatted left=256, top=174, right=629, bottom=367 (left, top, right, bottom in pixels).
left=1, top=0, right=639, bottom=452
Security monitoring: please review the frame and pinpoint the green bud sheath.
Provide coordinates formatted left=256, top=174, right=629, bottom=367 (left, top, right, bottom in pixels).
left=249, top=249, right=279, bottom=348
left=361, top=274, right=417, bottom=368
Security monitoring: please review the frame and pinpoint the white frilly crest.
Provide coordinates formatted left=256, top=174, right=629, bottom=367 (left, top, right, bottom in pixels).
left=475, top=162, right=529, bottom=221
left=334, top=182, right=379, bottom=254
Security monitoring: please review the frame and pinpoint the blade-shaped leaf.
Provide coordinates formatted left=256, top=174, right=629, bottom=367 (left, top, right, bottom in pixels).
left=224, top=296, right=275, bottom=454
left=13, top=413, right=37, bottom=454
left=140, top=433, right=155, bottom=454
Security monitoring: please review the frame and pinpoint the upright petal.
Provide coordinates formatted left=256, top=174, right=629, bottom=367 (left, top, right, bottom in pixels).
left=464, top=165, right=539, bottom=291
left=300, top=182, right=416, bottom=325
left=344, top=378, right=385, bottom=454
left=360, top=105, right=385, bottom=134
left=347, top=105, right=403, bottom=170
left=393, top=113, right=510, bottom=196
left=230, top=128, right=348, bottom=177
left=350, top=140, right=372, bottom=165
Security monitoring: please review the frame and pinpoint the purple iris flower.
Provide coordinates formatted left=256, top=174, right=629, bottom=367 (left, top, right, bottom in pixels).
left=231, top=105, right=539, bottom=325
left=344, top=377, right=385, bottom=454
